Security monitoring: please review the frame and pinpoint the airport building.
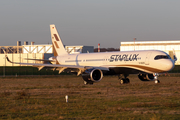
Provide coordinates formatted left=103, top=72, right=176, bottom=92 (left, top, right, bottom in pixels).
left=120, top=40, right=180, bottom=65
left=1, top=40, right=180, bottom=66
left=0, top=41, right=94, bottom=66
left=65, top=46, right=94, bottom=54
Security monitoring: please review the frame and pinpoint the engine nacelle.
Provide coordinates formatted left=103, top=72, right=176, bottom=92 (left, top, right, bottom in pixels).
left=82, top=68, right=103, bottom=82
left=138, top=74, right=155, bottom=81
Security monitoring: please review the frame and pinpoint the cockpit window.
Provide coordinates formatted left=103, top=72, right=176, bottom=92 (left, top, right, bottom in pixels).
left=154, top=55, right=170, bottom=60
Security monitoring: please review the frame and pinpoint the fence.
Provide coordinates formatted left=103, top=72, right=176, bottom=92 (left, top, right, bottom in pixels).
left=0, top=66, right=61, bottom=76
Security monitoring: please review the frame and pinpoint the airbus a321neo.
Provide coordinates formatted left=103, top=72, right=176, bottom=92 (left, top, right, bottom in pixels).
left=4, top=24, right=176, bottom=85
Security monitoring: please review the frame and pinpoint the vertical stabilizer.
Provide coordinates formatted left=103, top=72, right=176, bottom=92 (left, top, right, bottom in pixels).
left=50, top=24, right=68, bottom=56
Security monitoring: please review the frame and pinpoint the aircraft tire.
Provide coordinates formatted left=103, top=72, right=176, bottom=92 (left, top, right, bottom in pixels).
left=120, top=78, right=130, bottom=84
left=120, top=79, right=126, bottom=84
left=84, top=81, right=94, bottom=85
left=88, top=81, right=94, bottom=85
left=120, top=79, right=124, bottom=84
left=155, top=80, right=160, bottom=84
left=126, top=78, right=130, bottom=83
left=84, top=81, right=88, bottom=85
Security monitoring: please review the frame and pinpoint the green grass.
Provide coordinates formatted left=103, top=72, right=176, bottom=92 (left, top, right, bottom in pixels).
left=0, top=75, right=180, bottom=119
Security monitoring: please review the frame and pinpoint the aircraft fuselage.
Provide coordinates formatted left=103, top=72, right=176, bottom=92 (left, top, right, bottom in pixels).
left=56, top=50, right=174, bottom=75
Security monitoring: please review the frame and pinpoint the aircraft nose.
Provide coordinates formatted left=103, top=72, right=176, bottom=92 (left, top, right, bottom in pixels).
left=165, top=60, right=174, bottom=71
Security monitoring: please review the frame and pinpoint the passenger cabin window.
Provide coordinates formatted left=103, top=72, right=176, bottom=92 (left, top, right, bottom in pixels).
left=154, top=55, right=170, bottom=60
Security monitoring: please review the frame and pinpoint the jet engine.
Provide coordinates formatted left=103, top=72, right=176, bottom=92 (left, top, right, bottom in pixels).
left=82, top=68, right=103, bottom=83
left=138, top=74, right=155, bottom=81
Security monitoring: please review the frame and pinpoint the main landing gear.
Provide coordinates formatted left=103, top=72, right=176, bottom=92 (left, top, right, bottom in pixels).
left=118, top=74, right=130, bottom=84
left=84, top=80, right=94, bottom=85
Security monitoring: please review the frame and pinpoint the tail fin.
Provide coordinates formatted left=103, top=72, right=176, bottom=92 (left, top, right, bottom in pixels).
left=50, top=24, right=68, bottom=56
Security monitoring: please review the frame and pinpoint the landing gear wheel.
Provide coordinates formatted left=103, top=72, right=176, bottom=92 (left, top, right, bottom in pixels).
left=118, top=74, right=130, bottom=85
left=120, top=79, right=124, bottom=84
left=84, top=81, right=88, bottom=85
left=126, top=78, right=130, bottom=83
left=120, top=78, right=130, bottom=84
left=84, top=81, right=94, bottom=85
left=155, top=80, right=160, bottom=84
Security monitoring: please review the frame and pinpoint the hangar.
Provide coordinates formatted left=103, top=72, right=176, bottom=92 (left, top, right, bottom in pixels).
left=0, top=41, right=94, bottom=66
left=120, top=40, right=180, bottom=65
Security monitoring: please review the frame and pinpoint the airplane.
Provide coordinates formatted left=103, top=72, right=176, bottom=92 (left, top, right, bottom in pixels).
left=3, top=24, right=177, bottom=85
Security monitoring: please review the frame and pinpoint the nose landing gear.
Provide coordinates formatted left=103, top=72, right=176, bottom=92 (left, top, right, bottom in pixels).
left=154, top=73, right=160, bottom=84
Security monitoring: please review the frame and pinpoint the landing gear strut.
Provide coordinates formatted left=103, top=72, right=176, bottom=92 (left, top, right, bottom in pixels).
left=154, top=73, right=160, bottom=84
left=118, top=74, right=130, bottom=84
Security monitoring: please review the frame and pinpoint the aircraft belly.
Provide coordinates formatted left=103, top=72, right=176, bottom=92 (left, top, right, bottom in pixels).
left=105, top=65, right=166, bottom=75
left=106, top=67, right=146, bottom=75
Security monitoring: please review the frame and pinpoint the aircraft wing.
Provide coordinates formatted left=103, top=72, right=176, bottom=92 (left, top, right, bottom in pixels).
left=4, top=53, right=109, bottom=75
left=23, top=58, right=54, bottom=63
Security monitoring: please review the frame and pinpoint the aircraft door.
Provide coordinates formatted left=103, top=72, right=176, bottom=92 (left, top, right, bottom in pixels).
left=103, top=56, right=108, bottom=65
left=145, top=52, right=151, bottom=65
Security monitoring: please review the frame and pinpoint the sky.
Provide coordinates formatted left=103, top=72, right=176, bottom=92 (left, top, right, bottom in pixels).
left=0, top=0, right=180, bottom=48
